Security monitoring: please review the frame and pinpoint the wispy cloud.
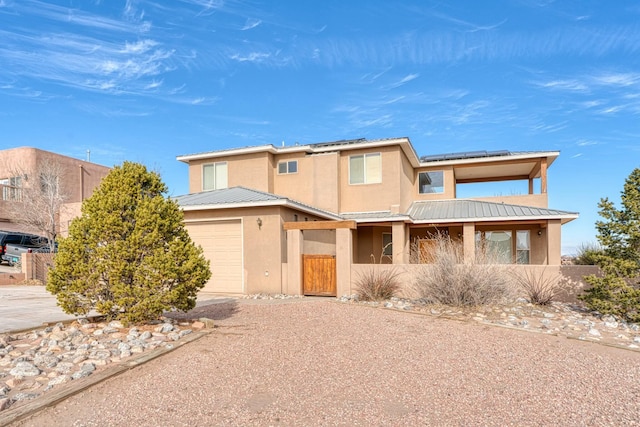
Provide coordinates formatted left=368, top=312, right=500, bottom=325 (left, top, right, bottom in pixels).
left=592, top=72, right=640, bottom=87
left=535, top=79, right=589, bottom=92
left=576, top=139, right=598, bottom=146
left=530, top=121, right=568, bottom=133
left=229, top=52, right=271, bottom=63
left=241, top=18, right=262, bottom=31
left=388, top=73, right=419, bottom=89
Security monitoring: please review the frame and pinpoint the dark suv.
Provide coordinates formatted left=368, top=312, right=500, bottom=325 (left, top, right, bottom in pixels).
left=0, top=231, right=48, bottom=265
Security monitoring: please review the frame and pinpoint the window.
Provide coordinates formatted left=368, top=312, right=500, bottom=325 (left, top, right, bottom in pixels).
left=349, top=153, right=381, bottom=185
left=418, top=171, right=444, bottom=194
left=0, top=176, right=22, bottom=201
left=203, top=162, right=228, bottom=191
left=476, top=231, right=512, bottom=264
left=40, top=173, right=59, bottom=196
left=516, top=230, right=530, bottom=264
left=382, top=233, right=393, bottom=257
left=278, top=160, right=298, bottom=174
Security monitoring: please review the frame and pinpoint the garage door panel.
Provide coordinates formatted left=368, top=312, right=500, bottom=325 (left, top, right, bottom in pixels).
left=186, top=220, right=243, bottom=294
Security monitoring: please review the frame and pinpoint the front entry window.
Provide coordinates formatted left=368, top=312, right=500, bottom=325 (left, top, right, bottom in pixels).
left=475, top=230, right=531, bottom=264
left=476, top=231, right=512, bottom=264
left=516, top=230, right=530, bottom=264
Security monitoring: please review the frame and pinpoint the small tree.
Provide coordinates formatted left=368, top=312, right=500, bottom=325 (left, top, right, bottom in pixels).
left=579, top=168, right=640, bottom=322
left=47, top=161, right=211, bottom=325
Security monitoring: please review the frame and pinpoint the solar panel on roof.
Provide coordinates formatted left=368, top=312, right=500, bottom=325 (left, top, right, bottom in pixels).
left=420, top=149, right=512, bottom=162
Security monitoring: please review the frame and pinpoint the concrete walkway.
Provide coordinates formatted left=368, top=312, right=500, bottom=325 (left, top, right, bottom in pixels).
left=0, top=286, right=236, bottom=334
left=0, top=286, right=79, bottom=333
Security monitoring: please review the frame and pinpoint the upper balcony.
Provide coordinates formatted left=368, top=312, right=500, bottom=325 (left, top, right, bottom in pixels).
left=417, top=150, right=558, bottom=208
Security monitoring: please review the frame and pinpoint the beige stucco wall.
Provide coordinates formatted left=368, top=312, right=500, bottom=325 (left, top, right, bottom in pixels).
left=473, top=194, right=549, bottom=208
left=184, top=205, right=326, bottom=295
left=339, top=146, right=405, bottom=213
left=273, top=152, right=339, bottom=213
left=187, top=151, right=272, bottom=194
left=413, top=166, right=456, bottom=201
left=349, top=264, right=600, bottom=302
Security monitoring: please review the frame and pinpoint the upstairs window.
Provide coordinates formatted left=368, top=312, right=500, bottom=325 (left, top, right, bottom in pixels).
left=0, top=176, right=22, bottom=201
left=349, top=153, right=381, bottom=185
left=278, top=160, right=298, bottom=174
left=419, top=171, right=444, bottom=194
left=203, top=162, right=228, bottom=191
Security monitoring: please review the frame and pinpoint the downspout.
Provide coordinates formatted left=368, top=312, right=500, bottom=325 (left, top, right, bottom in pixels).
left=79, top=164, right=84, bottom=200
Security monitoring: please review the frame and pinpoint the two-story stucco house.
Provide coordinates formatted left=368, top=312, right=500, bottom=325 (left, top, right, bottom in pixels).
left=175, top=137, right=577, bottom=297
left=0, top=147, right=111, bottom=236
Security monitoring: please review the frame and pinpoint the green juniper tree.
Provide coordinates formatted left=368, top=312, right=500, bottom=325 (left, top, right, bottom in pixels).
left=579, top=168, right=640, bottom=322
left=47, top=162, right=211, bottom=325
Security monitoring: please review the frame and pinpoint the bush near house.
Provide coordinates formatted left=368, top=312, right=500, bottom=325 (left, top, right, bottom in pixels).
left=579, top=168, right=640, bottom=322
left=355, top=267, right=402, bottom=301
left=47, top=162, right=211, bottom=325
left=411, top=236, right=515, bottom=306
left=510, top=268, right=567, bottom=306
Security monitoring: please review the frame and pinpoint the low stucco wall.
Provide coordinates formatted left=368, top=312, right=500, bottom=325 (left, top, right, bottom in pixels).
left=0, top=272, right=25, bottom=285
left=349, top=264, right=601, bottom=303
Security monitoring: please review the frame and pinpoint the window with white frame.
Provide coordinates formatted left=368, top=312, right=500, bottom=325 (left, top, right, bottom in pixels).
left=418, top=171, right=444, bottom=194
left=349, top=153, right=381, bottom=185
left=202, top=162, right=228, bottom=191
left=0, top=176, right=22, bottom=201
left=278, top=160, right=298, bottom=174
left=516, top=230, right=530, bottom=264
left=382, top=232, right=393, bottom=257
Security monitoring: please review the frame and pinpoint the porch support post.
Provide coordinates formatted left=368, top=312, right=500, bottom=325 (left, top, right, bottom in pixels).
left=546, top=219, right=562, bottom=265
left=540, top=158, right=548, bottom=194
left=392, top=222, right=409, bottom=264
left=463, top=222, right=476, bottom=263
left=336, top=228, right=353, bottom=297
left=286, top=229, right=303, bottom=295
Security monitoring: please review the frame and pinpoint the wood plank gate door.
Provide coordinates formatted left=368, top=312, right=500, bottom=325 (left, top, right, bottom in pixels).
left=303, top=254, right=337, bottom=296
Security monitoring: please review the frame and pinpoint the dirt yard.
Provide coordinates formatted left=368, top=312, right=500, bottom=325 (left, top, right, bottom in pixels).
left=12, top=299, right=640, bottom=426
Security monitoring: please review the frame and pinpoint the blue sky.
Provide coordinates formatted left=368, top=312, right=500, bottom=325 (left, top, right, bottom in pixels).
left=1, top=0, right=639, bottom=255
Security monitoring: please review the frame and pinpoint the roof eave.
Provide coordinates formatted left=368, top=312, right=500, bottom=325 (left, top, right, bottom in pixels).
left=180, top=198, right=342, bottom=220
left=418, top=151, right=560, bottom=168
left=411, top=214, right=579, bottom=225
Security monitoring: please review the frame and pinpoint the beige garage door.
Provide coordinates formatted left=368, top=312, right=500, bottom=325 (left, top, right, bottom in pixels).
left=186, top=220, right=243, bottom=294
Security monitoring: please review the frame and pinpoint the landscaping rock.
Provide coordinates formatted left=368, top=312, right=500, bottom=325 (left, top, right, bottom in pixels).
left=10, top=362, right=40, bottom=377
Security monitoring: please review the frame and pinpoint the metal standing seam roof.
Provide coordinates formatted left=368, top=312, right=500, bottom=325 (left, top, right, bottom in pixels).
left=173, top=186, right=342, bottom=220
left=407, top=199, right=578, bottom=223
left=174, top=186, right=281, bottom=206
left=174, top=188, right=577, bottom=224
left=340, top=211, right=411, bottom=222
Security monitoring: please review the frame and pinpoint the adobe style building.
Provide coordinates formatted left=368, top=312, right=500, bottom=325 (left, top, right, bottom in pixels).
left=176, top=137, right=578, bottom=297
left=0, top=147, right=111, bottom=236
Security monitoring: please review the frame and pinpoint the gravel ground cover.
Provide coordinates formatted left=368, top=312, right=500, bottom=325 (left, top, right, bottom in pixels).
left=10, top=298, right=640, bottom=427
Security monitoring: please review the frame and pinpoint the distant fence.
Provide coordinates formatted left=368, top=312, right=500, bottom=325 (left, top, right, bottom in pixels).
left=22, top=252, right=56, bottom=284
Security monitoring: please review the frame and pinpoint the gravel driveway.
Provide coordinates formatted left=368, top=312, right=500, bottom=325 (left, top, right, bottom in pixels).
left=13, top=299, right=640, bottom=426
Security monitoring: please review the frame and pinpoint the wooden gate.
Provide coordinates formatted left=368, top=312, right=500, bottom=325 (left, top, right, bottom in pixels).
left=303, top=254, right=336, bottom=296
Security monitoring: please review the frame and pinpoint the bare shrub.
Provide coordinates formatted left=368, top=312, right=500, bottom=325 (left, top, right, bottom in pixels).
left=355, top=267, right=402, bottom=301
left=510, top=268, right=566, bottom=305
left=411, top=236, right=516, bottom=306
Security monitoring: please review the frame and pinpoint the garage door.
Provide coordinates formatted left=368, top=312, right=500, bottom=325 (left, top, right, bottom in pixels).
left=186, top=220, right=243, bottom=294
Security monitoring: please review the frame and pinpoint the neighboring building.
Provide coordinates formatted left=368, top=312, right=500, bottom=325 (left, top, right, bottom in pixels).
left=0, top=147, right=111, bottom=236
left=176, top=137, right=578, bottom=297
